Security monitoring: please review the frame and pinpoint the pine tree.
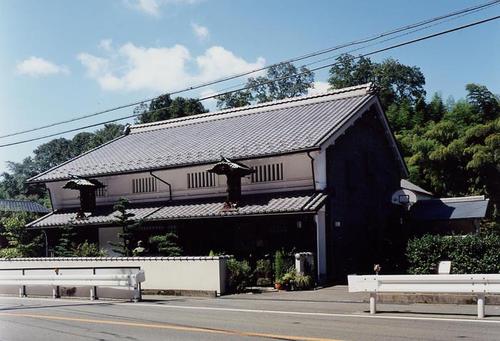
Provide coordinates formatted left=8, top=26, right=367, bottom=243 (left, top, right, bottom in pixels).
left=54, top=223, right=76, bottom=257
left=149, top=233, right=182, bottom=256
left=109, top=198, right=141, bottom=256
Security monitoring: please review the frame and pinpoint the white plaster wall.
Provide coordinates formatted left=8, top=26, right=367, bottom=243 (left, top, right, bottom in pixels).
left=47, top=153, right=315, bottom=209
left=0, top=256, right=229, bottom=295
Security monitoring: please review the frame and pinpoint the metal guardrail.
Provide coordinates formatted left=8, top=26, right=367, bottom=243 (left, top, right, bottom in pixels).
left=348, top=274, right=500, bottom=318
left=0, top=270, right=145, bottom=302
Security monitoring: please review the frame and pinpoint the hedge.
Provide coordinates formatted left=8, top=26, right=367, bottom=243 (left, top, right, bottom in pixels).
left=406, top=233, right=500, bottom=274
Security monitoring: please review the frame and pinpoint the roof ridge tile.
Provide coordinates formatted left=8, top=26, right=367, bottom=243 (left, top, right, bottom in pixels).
left=131, top=83, right=374, bottom=133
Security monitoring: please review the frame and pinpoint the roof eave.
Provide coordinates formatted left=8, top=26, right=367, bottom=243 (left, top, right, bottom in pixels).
left=28, top=147, right=321, bottom=184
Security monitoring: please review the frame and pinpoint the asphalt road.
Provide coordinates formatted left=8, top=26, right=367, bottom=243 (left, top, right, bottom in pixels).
left=0, top=294, right=499, bottom=341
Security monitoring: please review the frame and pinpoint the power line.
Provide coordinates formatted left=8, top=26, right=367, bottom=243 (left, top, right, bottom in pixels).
left=1, top=0, right=498, bottom=140
left=1, top=14, right=498, bottom=149
left=195, top=5, right=498, bottom=100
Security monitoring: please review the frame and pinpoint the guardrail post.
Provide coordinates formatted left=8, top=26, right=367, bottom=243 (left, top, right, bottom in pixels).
left=19, top=269, right=26, bottom=298
left=132, top=283, right=141, bottom=302
left=52, top=287, right=58, bottom=299
left=477, top=294, right=485, bottom=319
left=92, top=268, right=98, bottom=300
left=369, top=292, right=377, bottom=314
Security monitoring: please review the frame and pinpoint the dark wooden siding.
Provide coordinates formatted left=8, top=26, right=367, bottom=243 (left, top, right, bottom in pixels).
left=325, top=107, right=404, bottom=282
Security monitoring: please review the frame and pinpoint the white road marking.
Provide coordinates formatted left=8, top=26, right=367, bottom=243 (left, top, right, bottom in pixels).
left=128, top=302, right=500, bottom=324
left=1, top=296, right=499, bottom=325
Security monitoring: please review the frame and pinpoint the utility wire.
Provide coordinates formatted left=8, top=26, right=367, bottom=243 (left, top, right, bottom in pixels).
left=1, top=0, right=498, bottom=140
left=195, top=5, right=498, bottom=99
left=1, top=14, right=498, bottom=148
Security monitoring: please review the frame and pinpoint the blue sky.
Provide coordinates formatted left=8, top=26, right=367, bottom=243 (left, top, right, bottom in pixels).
left=0, top=0, right=499, bottom=173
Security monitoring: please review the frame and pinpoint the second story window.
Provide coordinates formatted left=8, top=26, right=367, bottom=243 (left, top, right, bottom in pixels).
left=132, top=177, right=157, bottom=193
left=95, top=186, right=107, bottom=197
left=187, top=171, right=216, bottom=189
left=251, top=163, right=284, bottom=183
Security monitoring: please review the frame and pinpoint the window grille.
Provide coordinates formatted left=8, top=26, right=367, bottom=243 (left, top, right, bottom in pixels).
left=132, top=177, right=157, bottom=193
left=95, top=186, right=107, bottom=197
left=187, top=171, right=217, bottom=189
left=251, top=163, right=284, bottom=183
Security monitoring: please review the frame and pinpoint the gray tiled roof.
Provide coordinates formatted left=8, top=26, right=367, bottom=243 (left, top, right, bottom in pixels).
left=400, top=179, right=433, bottom=196
left=0, top=199, right=50, bottom=214
left=29, top=84, right=376, bottom=182
left=27, top=191, right=327, bottom=228
left=410, top=196, right=489, bottom=221
left=148, top=191, right=327, bottom=220
left=27, top=206, right=160, bottom=228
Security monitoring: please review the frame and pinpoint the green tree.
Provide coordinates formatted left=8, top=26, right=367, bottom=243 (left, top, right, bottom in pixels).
left=0, top=212, right=42, bottom=258
left=109, top=198, right=141, bottom=256
left=400, top=84, right=499, bottom=223
left=149, top=232, right=182, bottom=256
left=217, top=62, right=314, bottom=109
left=466, top=83, right=500, bottom=120
left=0, top=123, right=123, bottom=201
left=0, top=158, right=44, bottom=200
left=136, top=94, right=207, bottom=124
left=53, top=223, right=76, bottom=257
left=74, top=241, right=107, bottom=257
left=328, top=54, right=426, bottom=109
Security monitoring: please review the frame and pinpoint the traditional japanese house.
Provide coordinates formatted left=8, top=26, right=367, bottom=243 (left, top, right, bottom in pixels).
left=27, top=83, right=411, bottom=282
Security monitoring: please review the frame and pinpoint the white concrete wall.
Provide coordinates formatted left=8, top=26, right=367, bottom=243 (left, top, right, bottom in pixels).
left=0, top=256, right=230, bottom=295
left=47, top=153, right=314, bottom=209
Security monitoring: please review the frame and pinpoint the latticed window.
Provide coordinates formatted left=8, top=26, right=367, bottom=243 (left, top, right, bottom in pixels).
left=251, top=163, right=284, bottom=183
left=95, top=186, right=107, bottom=197
left=132, top=177, right=157, bottom=193
left=187, top=171, right=217, bottom=189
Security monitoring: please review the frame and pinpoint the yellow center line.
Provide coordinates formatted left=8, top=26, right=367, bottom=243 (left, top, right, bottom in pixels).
left=0, top=311, right=342, bottom=341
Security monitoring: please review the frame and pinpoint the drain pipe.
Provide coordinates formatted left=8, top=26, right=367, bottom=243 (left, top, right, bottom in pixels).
left=45, top=185, right=55, bottom=211
left=149, top=171, right=172, bottom=201
left=307, top=151, right=316, bottom=191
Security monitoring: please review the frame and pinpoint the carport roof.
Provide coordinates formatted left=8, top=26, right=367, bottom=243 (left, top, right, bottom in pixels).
left=410, top=196, right=489, bottom=221
left=27, top=191, right=328, bottom=228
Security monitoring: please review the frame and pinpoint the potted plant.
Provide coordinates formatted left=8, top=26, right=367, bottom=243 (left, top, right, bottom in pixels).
left=281, top=271, right=296, bottom=291
left=274, top=279, right=283, bottom=290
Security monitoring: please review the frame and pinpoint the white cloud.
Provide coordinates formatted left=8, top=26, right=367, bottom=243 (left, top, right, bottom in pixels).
left=134, top=0, right=161, bottom=16
left=16, top=57, right=69, bottom=77
left=308, top=81, right=331, bottom=95
left=127, top=0, right=201, bottom=16
left=191, top=22, right=209, bottom=40
left=78, top=42, right=265, bottom=93
left=99, top=39, right=113, bottom=51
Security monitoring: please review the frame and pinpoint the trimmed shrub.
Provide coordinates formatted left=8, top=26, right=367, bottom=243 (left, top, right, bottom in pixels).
left=406, top=233, right=500, bottom=274
left=274, top=250, right=285, bottom=282
left=74, top=241, right=107, bottom=257
left=149, top=233, right=182, bottom=256
left=254, top=259, right=272, bottom=287
left=227, top=258, right=252, bottom=293
left=256, top=277, right=273, bottom=287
